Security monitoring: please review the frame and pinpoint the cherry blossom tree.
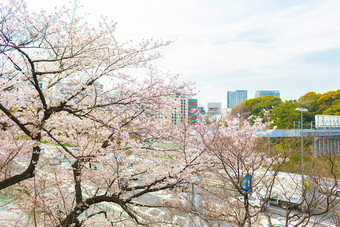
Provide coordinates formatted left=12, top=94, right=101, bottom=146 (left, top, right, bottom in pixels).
left=2, top=1, right=338, bottom=227
left=166, top=115, right=286, bottom=226
left=0, top=1, right=201, bottom=226
left=174, top=119, right=340, bottom=227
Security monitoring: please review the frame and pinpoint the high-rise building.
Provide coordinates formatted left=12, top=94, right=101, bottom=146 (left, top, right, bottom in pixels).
left=227, top=90, right=247, bottom=108
left=255, top=90, right=280, bottom=98
left=171, top=93, right=198, bottom=124
left=188, top=98, right=198, bottom=124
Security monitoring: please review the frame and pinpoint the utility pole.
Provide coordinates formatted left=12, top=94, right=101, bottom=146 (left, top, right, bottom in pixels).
left=295, top=108, right=308, bottom=200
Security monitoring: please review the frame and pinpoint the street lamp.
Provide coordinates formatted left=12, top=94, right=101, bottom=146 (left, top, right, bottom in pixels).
left=295, top=108, right=308, bottom=194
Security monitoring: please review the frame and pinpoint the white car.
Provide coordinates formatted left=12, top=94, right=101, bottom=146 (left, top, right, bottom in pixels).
left=320, top=182, right=340, bottom=196
left=237, top=196, right=261, bottom=208
left=328, top=184, right=340, bottom=195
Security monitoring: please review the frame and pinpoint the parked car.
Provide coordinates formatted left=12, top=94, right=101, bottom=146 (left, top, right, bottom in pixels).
left=119, top=178, right=128, bottom=189
left=323, top=182, right=340, bottom=195
left=237, top=196, right=261, bottom=208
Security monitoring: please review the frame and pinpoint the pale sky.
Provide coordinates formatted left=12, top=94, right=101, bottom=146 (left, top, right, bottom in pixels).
left=25, top=0, right=340, bottom=109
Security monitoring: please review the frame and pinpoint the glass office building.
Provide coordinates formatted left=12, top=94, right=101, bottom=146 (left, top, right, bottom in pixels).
left=255, top=90, right=280, bottom=98
left=227, top=90, right=247, bottom=108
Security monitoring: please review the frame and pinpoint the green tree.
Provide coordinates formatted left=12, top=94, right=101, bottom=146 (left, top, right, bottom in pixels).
left=230, top=103, right=248, bottom=118
left=299, top=92, right=321, bottom=113
left=242, top=95, right=282, bottom=117
left=270, top=100, right=301, bottom=129
left=316, top=89, right=340, bottom=115
left=323, top=103, right=340, bottom=115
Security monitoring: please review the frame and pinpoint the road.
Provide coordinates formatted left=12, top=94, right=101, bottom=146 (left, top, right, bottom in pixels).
left=1, top=185, right=337, bottom=226
left=267, top=205, right=338, bottom=227
left=146, top=190, right=339, bottom=226
left=4, top=148, right=339, bottom=226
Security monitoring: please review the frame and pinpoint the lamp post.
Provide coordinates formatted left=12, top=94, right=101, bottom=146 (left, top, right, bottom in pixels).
left=295, top=108, right=308, bottom=194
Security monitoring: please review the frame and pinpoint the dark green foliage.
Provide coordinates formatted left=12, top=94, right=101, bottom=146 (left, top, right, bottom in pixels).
left=269, top=100, right=299, bottom=129
left=243, top=95, right=282, bottom=117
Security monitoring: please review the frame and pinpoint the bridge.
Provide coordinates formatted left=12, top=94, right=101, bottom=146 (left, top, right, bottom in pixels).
left=266, top=129, right=340, bottom=157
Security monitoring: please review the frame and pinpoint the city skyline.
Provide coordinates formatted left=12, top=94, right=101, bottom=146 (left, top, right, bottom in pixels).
left=25, top=0, right=340, bottom=109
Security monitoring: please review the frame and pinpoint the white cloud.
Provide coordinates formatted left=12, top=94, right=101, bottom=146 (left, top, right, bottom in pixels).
left=25, top=0, right=340, bottom=106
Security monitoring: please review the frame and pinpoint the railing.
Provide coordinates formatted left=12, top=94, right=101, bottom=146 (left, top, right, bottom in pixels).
left=293, top=121, right=340, bottom=130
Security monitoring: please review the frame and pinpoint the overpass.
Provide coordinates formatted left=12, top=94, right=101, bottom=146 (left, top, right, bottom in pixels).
left=265, top=129, right=340, bottom=157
